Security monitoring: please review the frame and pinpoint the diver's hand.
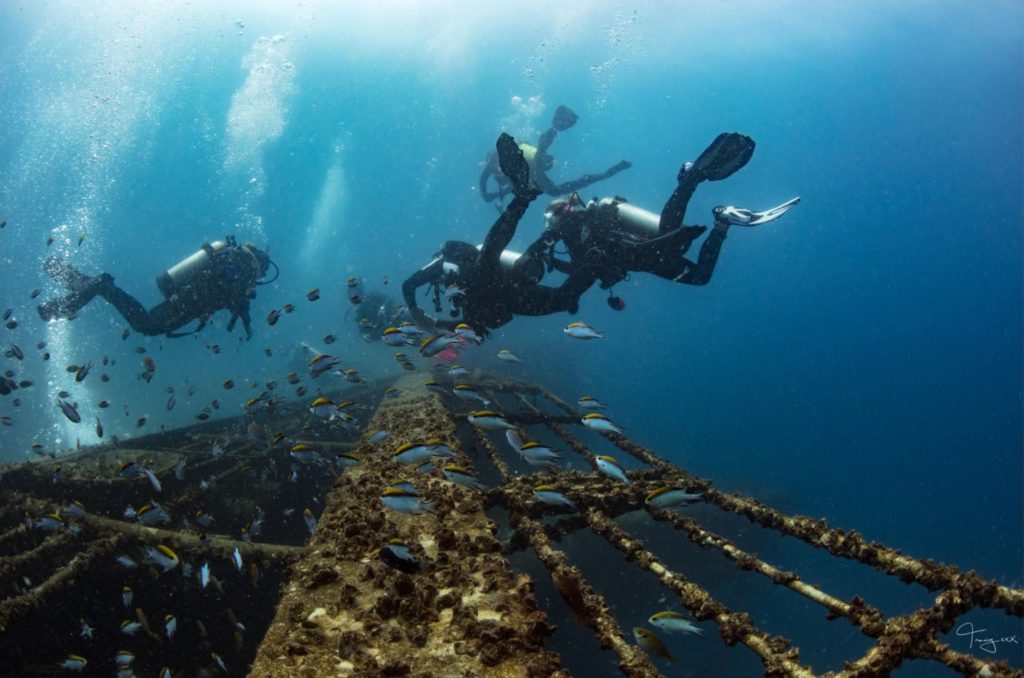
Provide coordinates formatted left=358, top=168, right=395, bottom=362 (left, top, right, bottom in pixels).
left=610, top=160, right=632, bottom=174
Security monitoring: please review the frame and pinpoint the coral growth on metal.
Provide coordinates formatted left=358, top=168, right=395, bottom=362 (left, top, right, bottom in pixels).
left=0, top=373, right=1020, bottom=677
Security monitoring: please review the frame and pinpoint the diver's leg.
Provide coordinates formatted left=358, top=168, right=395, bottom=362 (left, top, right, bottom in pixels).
left=514, top=266, right=597, bottom=317
left=658, top=170, right=702, bottom=233
left=660, top=133, right=755, bottom=234
left=479, top=134, right=540, bottom=275
left=95, top=284, right=187, bottom=336
left=652, top=227, right=728, bottom=285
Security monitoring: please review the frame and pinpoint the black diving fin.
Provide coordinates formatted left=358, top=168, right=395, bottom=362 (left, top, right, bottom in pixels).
left=552, top=105, right=578, bottom=132
left=688, top=132, right=755, bottom=182
left=43, top=256, right=93, bottom=289
left=38, top=257, right=111, bottom=321
left=496, top=133, right=532, bottom=195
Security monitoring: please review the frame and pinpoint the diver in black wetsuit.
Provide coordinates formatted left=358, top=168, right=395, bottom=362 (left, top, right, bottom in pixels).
left=37, top=236, right=275, bottom=339
left=404, top=133, right=594, bottom=336
left=517, top=132, right=797, bottom=308
left=478, top=105, right=632, bottom=204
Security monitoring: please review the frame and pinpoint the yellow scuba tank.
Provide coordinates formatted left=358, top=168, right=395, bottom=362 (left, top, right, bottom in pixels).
left=596, top=197, right=661, bottom=238
left=518, top=143, right=537, bottom=165
left=156, top=241, right=226, bottom=299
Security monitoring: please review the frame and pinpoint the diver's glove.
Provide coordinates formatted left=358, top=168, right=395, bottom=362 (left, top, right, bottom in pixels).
left=712, top=197, right=801, bottom=226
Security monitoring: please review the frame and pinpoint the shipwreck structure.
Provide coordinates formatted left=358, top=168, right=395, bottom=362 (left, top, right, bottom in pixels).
left=0, top=372, right=1020, bottom=676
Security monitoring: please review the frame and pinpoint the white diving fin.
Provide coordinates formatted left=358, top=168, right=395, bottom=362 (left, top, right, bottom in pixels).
left=713, top=197, right=800, bottom=227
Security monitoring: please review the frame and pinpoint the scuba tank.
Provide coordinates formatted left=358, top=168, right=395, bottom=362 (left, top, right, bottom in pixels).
left=474, top=244, right=524, bottom=271
left=156, top=241, right=226, bottom=299
left=518, top=143, right=538, bottom=168
left=595, top=197, right=661, bottom=238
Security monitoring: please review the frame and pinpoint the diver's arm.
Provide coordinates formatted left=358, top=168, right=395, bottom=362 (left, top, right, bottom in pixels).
left=479, top=166, right=502, bottom=203
left=543, top=161, right=632, bottom=197
left=402, top=258, right=443, bottom=310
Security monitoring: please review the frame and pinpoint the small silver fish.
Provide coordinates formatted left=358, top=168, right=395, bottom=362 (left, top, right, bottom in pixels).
left=467, top=410, right=516, bottom=430
left=452, top=384, right=489, bottom=405
left=634, top=626, right=675, bottom=663
left=581, top=412, right=623, bottom=435
left=595, top=455, right=630, bottom=485
left=648, top=610, right=705, bottom=637
left=380, top=487, right=435, bottom=515
left=442, top=464, right=486, bottom=491
left=368, top=429, right=390, bottom=444
left=496, top=349, right=522, bottom=363
left=645, top=487, right=704, bottom=509
left=143, top=544, right=179, bottom=572
left=533, top=485, right=577, bottom=510
left=199, top=562, right=211, bottom=589
left=564, top=321, right=603, bottom=339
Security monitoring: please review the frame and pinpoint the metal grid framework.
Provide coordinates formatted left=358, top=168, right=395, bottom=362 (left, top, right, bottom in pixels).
left=1, top=373, right=1020, bottom=677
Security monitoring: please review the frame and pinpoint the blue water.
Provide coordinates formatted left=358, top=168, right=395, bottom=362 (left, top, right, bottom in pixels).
left=1, top=1, right=1021, bottom=672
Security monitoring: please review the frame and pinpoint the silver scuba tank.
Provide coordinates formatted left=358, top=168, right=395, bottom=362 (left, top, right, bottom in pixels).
left=474, top=244, right=523, bottom=271
left=595, top=197, right=660, bottom=237
left=156, top=241, right=226, bottom=299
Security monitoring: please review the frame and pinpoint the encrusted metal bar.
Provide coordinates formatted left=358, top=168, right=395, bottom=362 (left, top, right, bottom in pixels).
left=533, top=384, right=1024, bottom=617
left=0, top=534, right=124, bottom=633
left=650, top=507, right=883, bottom=627
left=512, top=512, right=661, bottom=677
left=249, top=375, right=564, bottom=677
left=834, top=587, right=1022, bottom=677
left=581, top=506, right=816, bottom=677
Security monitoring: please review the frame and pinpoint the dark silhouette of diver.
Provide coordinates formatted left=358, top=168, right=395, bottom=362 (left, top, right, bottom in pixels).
left=478, top=105, right=631, bottom=204
left=404, top=133, right=594, bottom=336
left=354, top=290, right=408, bottom=341
left=517, top=132, right=797, bottom=309
left=37, top=236, right=275, bottom=339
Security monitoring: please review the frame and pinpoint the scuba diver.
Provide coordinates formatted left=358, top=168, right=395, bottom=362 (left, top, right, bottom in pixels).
left=354, top=290, right=408, bottom=341
left=478, top=104, right=632, bottom=204
left=405, top=133, right=595, bottom=336
left=519, top=132, right=799, bottom=309
left=37, top=236, right=276, bottom=339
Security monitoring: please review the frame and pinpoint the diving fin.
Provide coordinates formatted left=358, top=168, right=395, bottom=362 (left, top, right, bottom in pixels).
left=688, top=132, right=755, bottom=182
left=748, top=197, right=801, bottom=225
left=37, top=290, right=97, bottom=321
left=496, top=133, right=532, bottom=196
left=43, top=256, right=92, bottom=289
left=712, top=197, right=800, bottom=227
left=37, top=261, right=113, bottom=321
left=552, top=105, right=578, bottom=132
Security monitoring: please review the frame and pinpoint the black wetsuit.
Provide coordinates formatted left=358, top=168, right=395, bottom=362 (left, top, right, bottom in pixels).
left=402, top=190, right=593, bottom=335
left=110, top=247, right=258, bottom=337
left=525, top=168, right=726, bottom=289
left=40, top=246, right=260, bottom=338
